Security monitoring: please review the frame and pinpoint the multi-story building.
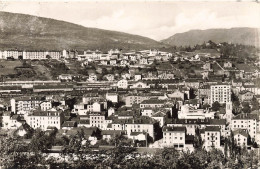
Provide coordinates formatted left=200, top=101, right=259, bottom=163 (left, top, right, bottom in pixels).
left=26, top=110, right=65, bottom=130
left=11, top=97, right=45, bottom=114
left=178, top=104, right=215, bottom=119
left=140, top=99, right=165, bottom=108
left=233, top=129, right=248, bottom=147
left=89, top=114, right=106, bottom=129
left=202, top=126, right=221, bottom=151
left=105, top=93, right=118, bottom=103
left=117, top=79, right=128, bottom=89
left=231, top=113, right=258, bottom=139
left=124, top=95, right=149, bottom=107
left=40, top=101, right=52, bottom=111
left=23, top=51, right=47, bottom=60
left=162, top=126, right=186, bottom=149
left=210, top=84, right=231, bottom=105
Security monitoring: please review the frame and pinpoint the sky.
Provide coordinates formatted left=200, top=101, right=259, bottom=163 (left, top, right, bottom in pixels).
left=0, top=1, right=259, bottom=40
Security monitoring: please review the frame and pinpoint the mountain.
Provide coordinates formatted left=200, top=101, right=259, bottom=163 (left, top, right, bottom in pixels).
left=161, top=28, right=260, bottom=47
left=0, top=11, right=168, bottom=51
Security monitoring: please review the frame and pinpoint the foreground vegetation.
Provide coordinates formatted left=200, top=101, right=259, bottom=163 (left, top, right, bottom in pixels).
left=0, top=128, right=259, bottom=169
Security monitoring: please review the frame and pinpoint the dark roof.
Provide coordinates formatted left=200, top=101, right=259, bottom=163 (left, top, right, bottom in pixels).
left=101, top=130, right=125, bottom=135
left=140, top=99, right=165, bottom=104
left=205, top=126, right=221, bottom=132
left=163, top=126, right=186, bottom=132
left=130, top=132, right=144, bottom=136
left=62, top=121, right=77, bottom=127
left=233, top=113, right=258, bottom=120
left=233, top=129, right=248, bottom=137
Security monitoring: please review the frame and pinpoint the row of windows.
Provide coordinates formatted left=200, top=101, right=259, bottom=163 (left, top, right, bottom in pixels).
left=164, top=136, right=183, bottom=140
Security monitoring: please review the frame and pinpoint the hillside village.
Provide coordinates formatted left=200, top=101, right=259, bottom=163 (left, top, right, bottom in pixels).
left=0, top=41, right=260, bottom=167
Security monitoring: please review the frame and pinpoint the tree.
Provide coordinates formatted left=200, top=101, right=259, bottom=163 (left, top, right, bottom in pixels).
left=212, top=101, right=221, bottom=111
left=251, top=97, right=259, bottom=111
left=202, top=103, right=210, bottom=110
left=46, top=55, right=51, bottom=59
left=154, top=148, right=180, bottom=168
left=242, top=102, right=251, bottom=113
left=194, top=127, right=203, bottom=149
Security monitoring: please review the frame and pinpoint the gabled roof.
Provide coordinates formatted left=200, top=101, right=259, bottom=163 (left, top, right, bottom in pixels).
left=233, top=129, right=248, bottom=137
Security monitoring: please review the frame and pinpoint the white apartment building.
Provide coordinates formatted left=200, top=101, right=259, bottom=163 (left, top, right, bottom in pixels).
left=89, top=114, right=106, bottom=129
left=26, top=110, right=64, bottom=130
left=210, top=84, right=231, bottom=105
left=11, top=97, right=45, bottom=114
left=202, top=126, right=221, bottom=151
left=162, top=126, right=186, bottom=149
left=231, top=114, right=258, bottom=139
left=233, top=129, right=248, bottom=147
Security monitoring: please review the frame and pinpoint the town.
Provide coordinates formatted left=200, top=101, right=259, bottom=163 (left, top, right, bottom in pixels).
left=0, top=41, right=260, bottom=168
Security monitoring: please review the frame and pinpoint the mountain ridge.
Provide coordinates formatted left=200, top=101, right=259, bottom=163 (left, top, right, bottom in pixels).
left=161, top=27, right=260, bottom=47
left=0, top=11, right=168, bottom=51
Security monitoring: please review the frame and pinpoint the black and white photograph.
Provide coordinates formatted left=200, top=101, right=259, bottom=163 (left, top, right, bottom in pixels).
left=0, top=0, right=260, bottom=168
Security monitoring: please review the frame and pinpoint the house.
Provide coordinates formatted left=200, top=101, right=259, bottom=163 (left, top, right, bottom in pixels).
left=203, top=62, right=211, bottom=70
left=167, top=90, right=185, bottom=100
left=162, top=126, right=186, bottom=149
left=62, top=121, right=77, bottom=130
left=120, top=59, right=129, bottom=66
left=130, top=81, right=150, bottom=89
left=202, top=126, right=221, bottom=151
left=233, top=129, right=248, bottom=147
left=129, top=132, right=146, bottom=142
left=106, top=93, right=118, bottom=103
left=104, top=74, right=114, bottom=81
left=2, top=112, right=24, bottom=129
left=109, top=59, right=117, bottom=66
left=14, top=123, right=32, bottom=137
left=152, top=111, right=166, bottom=127
left=224, top=61, right=232, bottom=68
left=88, top=73, right=97, bottom=82
left=101, top=130, right=125, bottom=140
left=40, top=101, right=52, bottom=111
left=121, top=73, right=131, bottom=80
left=135, top=74, right=142, bottom=81
left=139, top=58, right=148, bottom=65
left=58, top=74, right=73, bottom=81
left=239, top=90, right=254, bottom=102
left=117, top=79, right=128, bottom=89
left=100, top=60, right=108, bottom=65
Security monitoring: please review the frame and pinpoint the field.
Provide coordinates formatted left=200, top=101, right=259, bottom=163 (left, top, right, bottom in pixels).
left=0, top=60, right=23, bottom=76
